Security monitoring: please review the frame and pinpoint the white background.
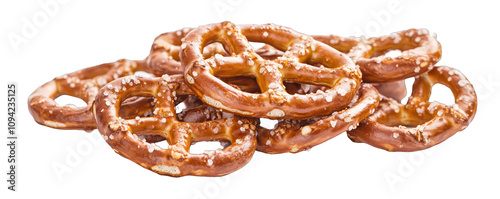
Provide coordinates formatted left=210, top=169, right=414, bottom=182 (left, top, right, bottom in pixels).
left=1, top=0, right=499, bottom=198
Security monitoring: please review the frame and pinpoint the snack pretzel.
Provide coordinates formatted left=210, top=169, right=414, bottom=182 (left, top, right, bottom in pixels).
left=257, top=84, right=380, bottom=153
left=313, top=28, right=442, bottom=82
left=94, top=74, right=257, bottom=176
left=181, top=22, right=361, bottom=119
left=28, top=59, right=150, bottom=130
left=255, top=44, right=407, bottom=101
left=347, top=66, right=477, bottom=151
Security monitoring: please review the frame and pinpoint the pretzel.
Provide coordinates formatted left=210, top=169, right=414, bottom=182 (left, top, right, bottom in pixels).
left=181, top=22, right=361, bottom=119
left=313, top=28, right=442, bottom=82
left=93, top=74, right=257, bottom=177
left=255, top=44, right=407, bottom=101
left=347, top=66, right=477, bottom=151
left=28, top=59, right=155, bottom=130
left=257, top=83, right=380, bottom=153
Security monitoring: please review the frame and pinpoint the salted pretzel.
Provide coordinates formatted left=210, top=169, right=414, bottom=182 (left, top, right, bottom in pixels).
left=28, top=59, right=158, bottom=130
left=94, top=74, right=257, bottom=177
left=347, top=66, right=477, bottom=151
left=181, top=22, right=361, bottom=119
left=313, top=28, right=442, bottom=82
left=255, top=44, right=407, bottom=101
left=257, top=83, right=380, bottom=153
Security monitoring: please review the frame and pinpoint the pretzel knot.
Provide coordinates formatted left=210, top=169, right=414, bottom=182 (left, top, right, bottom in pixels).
left=257, top=83, right=380, bottom=154
left=181, top=22, right=361, bottom=119
left=94, top=75, right=258, bottom=177
left=347, top=66, right=477, bottom=151
left=28, top=59, right=148, bottom=130
left=313, top=29, right=442, bottom=82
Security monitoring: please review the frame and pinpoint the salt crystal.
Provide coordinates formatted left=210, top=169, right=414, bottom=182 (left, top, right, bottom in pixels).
left=330, top=120, right=337, bottom=127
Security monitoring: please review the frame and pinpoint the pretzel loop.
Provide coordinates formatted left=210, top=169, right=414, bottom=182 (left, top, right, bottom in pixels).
left=28, top=59, right=147, bottom=130
left=313, top=29, right=442, bottom=82
left=347, top=66, right=477, bottom=151
left=182, top=22, right=361, bottom=119
left=94, top=75, right=257, bottom=177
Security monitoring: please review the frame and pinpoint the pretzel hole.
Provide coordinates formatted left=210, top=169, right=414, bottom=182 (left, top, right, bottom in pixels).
left=203, top=42, right=230, bottom=58
left=371, top=39, right=419, bottom=57
left=54, top=95, right=87, bottom=108
left=152, top=140, right=170, bottom=149
left=249, top=42, right=266, bottom=50
left=118, top=96, right=155, bottom=119
left=137, top=135, right=169, bottom=149
left=189, top=140, right=227, bottom=154
left=219, top=76, right=262, bottom=93
left=284, top=82, right=330, bottom=95
left=429, top=84, right=455, bottom=106
left=256, top=45, right=285, bottom=60
left=401, top=78, right=415, bottom=104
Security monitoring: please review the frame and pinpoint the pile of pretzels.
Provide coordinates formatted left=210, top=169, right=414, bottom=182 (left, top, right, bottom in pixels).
left=28, top=22, right=477, bottom=177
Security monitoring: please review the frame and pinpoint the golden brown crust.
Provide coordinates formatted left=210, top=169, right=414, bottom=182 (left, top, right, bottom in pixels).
left=256, top=84, right=380, bottom=153
left=347, top=66, right=477, bottom=151
left=27, top=59, right=148, bottom=130
left=255, top=44, right=408, bottom=101
left=93, top=74, right=257, bottom=177
left=313, top=29, right=442, bottom=82
left=181, top=22, right=361, bottom=119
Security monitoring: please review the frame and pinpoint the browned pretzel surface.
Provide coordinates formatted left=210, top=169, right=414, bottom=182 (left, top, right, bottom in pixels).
left=28, top=59, right=150, bottom=130
left=181, top=22, right=361, bottom=119
left=94, top=74, right=257, bottom=176
left=313, top=29, right=441, bottom=82
left=347, top=66, right=477, bottom=151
